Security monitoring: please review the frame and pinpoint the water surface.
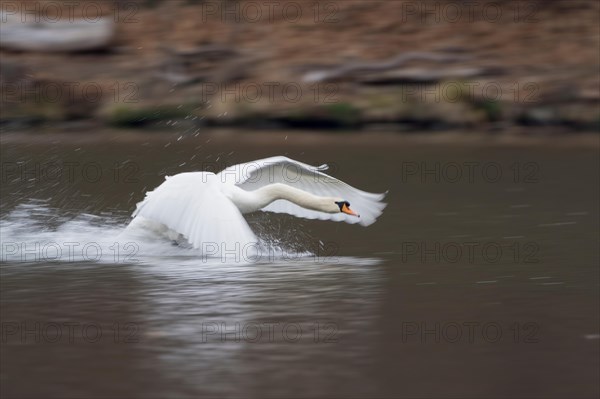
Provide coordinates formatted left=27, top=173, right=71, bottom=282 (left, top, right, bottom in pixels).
left=1, top=130, right=598, bottom=398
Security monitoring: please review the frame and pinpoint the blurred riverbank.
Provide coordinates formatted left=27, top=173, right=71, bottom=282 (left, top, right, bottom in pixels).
left=1, top=0, right=599, bottom=133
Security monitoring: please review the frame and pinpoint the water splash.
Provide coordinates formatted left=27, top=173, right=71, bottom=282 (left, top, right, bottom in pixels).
left=1, top=202, right=367, bottom=266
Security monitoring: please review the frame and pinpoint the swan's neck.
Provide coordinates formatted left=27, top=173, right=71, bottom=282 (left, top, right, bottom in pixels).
left=251, top=183, right=337, bottom=213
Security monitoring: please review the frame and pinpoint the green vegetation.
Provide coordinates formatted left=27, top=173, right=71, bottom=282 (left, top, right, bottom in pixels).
left=279, top=103, right=362, bottom=129
left=475, top=100, right=503, bottom=122
left=107, top=104, right=200, bottom=127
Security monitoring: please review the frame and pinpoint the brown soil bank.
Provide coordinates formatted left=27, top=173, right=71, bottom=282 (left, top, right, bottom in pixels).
left=1, top=0, right=599, bottom=132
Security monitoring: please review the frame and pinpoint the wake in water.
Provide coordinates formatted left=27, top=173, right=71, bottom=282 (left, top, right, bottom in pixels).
left=0, top=201, right=338, bottom=265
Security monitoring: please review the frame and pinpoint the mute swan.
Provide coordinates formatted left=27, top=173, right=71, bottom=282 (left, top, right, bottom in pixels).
left=127, top=156, right=386, bottom=249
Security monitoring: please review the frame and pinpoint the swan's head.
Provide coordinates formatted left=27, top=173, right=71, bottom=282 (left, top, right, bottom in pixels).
left=334, top=200, right=360, bottom=218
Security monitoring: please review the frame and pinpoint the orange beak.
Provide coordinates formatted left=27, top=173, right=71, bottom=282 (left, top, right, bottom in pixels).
left=342, top=203, right=360, bottom=217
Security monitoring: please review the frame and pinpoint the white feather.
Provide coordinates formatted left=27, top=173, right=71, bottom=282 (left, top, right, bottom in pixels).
left=132, top=172, right=257, bottom=250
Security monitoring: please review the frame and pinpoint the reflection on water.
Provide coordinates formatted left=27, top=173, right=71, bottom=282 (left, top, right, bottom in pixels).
left=139, top=257, right=382, bottom=398
left=2, top=256, right=383, bottom=398
left=1, top=131, right=598, bottom=398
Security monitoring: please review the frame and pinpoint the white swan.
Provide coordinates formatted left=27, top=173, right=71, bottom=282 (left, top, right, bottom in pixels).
left=127, top=156, right=386, bottom=249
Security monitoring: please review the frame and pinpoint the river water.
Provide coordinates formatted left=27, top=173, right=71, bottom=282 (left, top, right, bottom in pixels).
left=1, top=130, right=598, bottom=398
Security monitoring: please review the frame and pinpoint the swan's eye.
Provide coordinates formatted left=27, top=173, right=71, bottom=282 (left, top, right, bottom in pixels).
left=335, top=201, right=351, bottom=211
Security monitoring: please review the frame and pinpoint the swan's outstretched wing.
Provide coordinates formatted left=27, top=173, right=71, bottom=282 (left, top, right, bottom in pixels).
left=218, top=156, right=386, bottom=226
left=132, top=172, right=257, bottom=250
